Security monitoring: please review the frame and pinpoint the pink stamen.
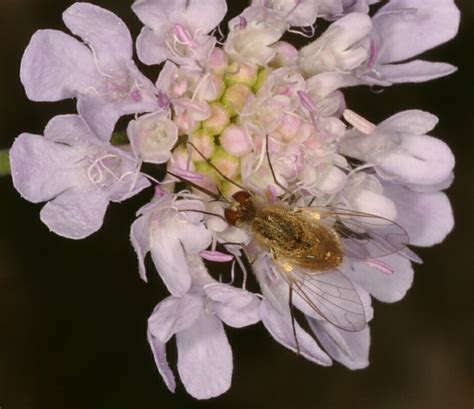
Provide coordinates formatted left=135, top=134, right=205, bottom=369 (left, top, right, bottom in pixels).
left=200, top=250, right=234, bottom=263
left=237, top=16, right=247, bottom=29
left=154, top=185, right=166, bottom=198
left=343, top=109, right=376, bottom=135
left=174, top=24, right=197, bottom=47
left=130, top=89, right=142, bottom=102
left=173, top=168, right=204, bottom=182
left=297, top=90, right=317, bottom=113
left=157, top=91, right=170, bottom=109
left=368, top=39, right=378, bottom=69
left=366, top=258, right=394, bottom=275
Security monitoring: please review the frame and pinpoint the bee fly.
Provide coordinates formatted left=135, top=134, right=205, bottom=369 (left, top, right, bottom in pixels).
left=168, top=142, right=409, bottom=334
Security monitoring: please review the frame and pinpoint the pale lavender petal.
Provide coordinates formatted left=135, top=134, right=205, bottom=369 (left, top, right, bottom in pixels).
left=148, top=294, right=203, bottom=343
left=44, top=114, right=100, bottom=146
left=345, top=253, right=413, bottom=303
left=184, top=0, right=228, bottom=33
left=151, top=233, right=191, bottom=297
left=260, top=300, right=332, bottom=366
left=149, top=234, right=207, bottom=294
left=377, top=134, right=455, bottom=186
left=77, top=95, right=122, bottom=142
left=39, top=188, right=109, bottom=239
left=147, top=330, right=176, bottom=393
left=130, top=214, right=152, bottom=281
left=204, top=284, right=260, bottom=328
left=136, top=27, right=169, bottom=66
left=132, top=0, right=188, bottom=29
left=384, top=183, right=454, bottom=247
left=309, top=319, right=371, bottom=370
left=376, top=60, right=458, bottom=83
left=77, top=64, right=158, bottom=141
left=374, top=0, right=460, bottom=65
left=286, top=1, right=319, bottom=26
left=20, top=29, right=99, bottom=101
left=63, top=3, right=133, bottom=68
left=406, top=172, right=454, bottom=193
left=176, top=314, right=232, bottom=399
left=10, top=133, right=83, bottom=203
left=179, top=223, right=213, bottom=253
left=378, top=110, right=438, bottom=135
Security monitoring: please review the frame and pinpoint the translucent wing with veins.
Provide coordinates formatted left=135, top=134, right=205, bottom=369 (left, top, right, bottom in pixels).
left=274, top=258, right=366, bottom=332
left=300, top=206, right=409, bottom=260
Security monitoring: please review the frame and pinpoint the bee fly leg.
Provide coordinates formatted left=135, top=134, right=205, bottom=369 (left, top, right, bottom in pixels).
left=288, top=285, right=301, bottom=356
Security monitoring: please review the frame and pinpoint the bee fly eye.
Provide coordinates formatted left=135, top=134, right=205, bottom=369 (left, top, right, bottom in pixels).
left=232, top=190, right=251, bottom=204
left=224, top=208, right=239, bottom=226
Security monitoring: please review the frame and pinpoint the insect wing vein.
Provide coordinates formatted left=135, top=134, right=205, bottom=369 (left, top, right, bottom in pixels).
left=276, top=260, right=366, bottom=332
left=300, top=206, right=409, bottom=259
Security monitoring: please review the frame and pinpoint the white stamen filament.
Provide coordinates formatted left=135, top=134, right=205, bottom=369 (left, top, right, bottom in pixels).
left=86, top=154, right=132, bottom=186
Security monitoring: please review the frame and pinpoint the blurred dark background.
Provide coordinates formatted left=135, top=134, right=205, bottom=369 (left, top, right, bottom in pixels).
left=0, top=1, right=472, bottom=408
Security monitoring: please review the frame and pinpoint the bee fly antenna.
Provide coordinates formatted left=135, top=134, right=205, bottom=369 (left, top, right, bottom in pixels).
left=186, top=141, right=248, bottom=192
left=166, top=170, right=229, bottom=203
left=288, top=285, right=301, bottom=356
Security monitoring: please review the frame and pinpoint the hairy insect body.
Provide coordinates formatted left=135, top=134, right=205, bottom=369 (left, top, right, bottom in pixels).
left=252, top=205, right=344, bottom=272
left=225, top=192, right=344, bottom=272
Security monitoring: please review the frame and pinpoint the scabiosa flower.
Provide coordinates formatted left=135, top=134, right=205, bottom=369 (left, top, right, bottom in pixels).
left=9, top=0, right=460, bottom=400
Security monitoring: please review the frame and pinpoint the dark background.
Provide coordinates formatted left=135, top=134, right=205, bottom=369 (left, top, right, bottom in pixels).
left=0, top=1, right=472, bottom=408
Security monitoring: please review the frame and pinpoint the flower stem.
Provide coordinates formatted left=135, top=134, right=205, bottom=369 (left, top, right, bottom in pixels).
left=0, top=149, right=10, bottom=176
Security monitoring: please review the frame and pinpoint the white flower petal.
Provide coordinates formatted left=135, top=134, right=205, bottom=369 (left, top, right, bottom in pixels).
left=148, top=294, right=204, bottom=343
left=384, top=183, right=454, bottom=247
left=44, top=114, right=100, bottom=146
left=147, top=330, right=176, bottom=393
left=204, top=284, right=260, bottom=328
left=378, top=110, right=438, bottom=135
left=260, top=300, right=332, bottom=366
left=20, top=29, right=99, bottom=101
left=183, top=0, right=228, bottom=33
left=376, top=60, right=458, bottom=84
left=378, top=134, right=455, bottom=186
left=309, top=319, right=371, bottom=369
left=130, top=214, right=151, bottom=282
left=345, top=253, right=414, bottom=303
left=10, top=133, right=83, bottom=203
left=374, top=0, right=460, bottom=65
left=176, top=314, right=232, bottom=399
left=39, top=188, right=109, bottom=239
left=150, top=223, right=192, bottom=297
left=136, top=27, right=169, bottom=66
left=63, top=3, right=133, bottom=68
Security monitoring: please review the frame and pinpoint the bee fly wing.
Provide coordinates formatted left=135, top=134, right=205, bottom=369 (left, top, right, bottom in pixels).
left=275, top=260, right=366, bottom=332
left=300, top=207, right=409, bottom=260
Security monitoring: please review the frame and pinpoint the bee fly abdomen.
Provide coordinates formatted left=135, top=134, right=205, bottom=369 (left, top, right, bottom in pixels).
left=252, top=205, right=344, bottom=271
left=252, top=206, right=308, bottom=252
